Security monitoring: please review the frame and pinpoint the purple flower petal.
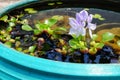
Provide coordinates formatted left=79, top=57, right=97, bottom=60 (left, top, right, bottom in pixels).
left=87, top=23, right=96, bottom=30
left=87, top=14, right=93, bottom=23
left=69, top=18, right=79, bottom=29
left=79, top=10, right=88, bottom=21
left=79, top=27, right=86, bottom=36
left=69, top=28, right=80, bottom=37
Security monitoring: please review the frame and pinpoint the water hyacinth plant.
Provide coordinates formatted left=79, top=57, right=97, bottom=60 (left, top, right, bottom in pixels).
left=68, top=10, right=115, bottom=54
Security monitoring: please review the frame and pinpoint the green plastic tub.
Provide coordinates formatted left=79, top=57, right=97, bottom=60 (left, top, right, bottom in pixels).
left=0, top=0, right=120, bottom=80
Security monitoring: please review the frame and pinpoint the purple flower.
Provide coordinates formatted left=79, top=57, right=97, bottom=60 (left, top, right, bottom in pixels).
left=69, top=18, right=86, bottom=37
left=69, top=10, right=96, bottom=38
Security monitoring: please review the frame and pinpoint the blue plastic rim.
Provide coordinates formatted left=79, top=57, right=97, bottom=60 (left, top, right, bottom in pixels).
left=0, top=0, right=120, bottom=80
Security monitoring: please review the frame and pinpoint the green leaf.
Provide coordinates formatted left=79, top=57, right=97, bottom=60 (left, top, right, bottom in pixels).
left=34, top=29, right=41, bottom=35
left=95, top=43, right=104, bottom=49
left=9, top=22, right=15, bottom=27
left=24, top=8, right=37, bottom=14
left=28, top=45, right=36, bottom=53
left=69, top=39, right=84, bottom=49
left=69, top=39, right=78, bottom=49
left=10, top=17, right=17, bottom=22
left=6, top=26, right=12, bottom=32
left=92, top=34, right=98, bottom=40
left=117, top=40, right=120, bottom=47
left=0, top=15, right=8, bottom=22
left=102, top=32, right=115, bottom=42
left=44, top=19, right=57, bottom=26
left=22, top=24, right=33, bottom=31
left=35, top=23, right=49, bottom=30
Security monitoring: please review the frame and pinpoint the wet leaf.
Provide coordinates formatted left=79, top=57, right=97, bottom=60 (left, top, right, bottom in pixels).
left=22, top=24, right=33, bottom=31
left=102, top=32, right=115, bottom=42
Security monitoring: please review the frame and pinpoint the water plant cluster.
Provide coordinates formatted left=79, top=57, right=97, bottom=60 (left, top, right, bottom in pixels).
left=0, top=8, right=119, bottom=63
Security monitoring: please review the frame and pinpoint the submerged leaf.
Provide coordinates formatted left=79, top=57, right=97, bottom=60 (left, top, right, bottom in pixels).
left=102, top=32, right=115, bottom=42
left=22, top=24, right=33, bottom=31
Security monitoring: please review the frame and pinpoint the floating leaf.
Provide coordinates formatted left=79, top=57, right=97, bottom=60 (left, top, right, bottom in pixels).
left=93, top=14, right=105, bottom=21
left=99, top=17, right=105, bottom=21
left=22, top=24, right=33, bottom=31
left=56, top=2, right=63, bottom=4
left=44, top=19, right=57, bottom=26
left=0, top=15, right=8, bottom=22
left=24, top=8, right=37, bottom=14
left=93, top=14, right=101, bottom=18
left=52, top=15, right=63, bottom=20
left=48, top=3, right=55, bottom=6
left=102, top=32, right=115, bottom=42
left=117, top=40, right=120, bottom=47
left=84, top=8, right=89, bottom=11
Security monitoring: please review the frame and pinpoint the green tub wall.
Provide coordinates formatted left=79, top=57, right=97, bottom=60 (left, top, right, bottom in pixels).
left=0, top=0, right=120, bottom=80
